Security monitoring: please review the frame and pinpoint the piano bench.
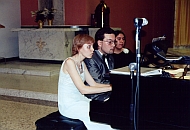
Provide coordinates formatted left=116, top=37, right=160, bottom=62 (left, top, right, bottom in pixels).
left=35, top=111, right=87, bottom=130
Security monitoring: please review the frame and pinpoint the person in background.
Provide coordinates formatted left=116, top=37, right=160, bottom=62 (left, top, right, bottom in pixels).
left=84, top=28, right=115, bottom=84
left=58, top=34, right=114, bottom=130
left=113, top=30, right=136, bottom=69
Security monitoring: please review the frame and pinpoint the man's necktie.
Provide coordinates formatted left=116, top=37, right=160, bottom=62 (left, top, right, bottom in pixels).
left=102, top=54, right=109, bottom=73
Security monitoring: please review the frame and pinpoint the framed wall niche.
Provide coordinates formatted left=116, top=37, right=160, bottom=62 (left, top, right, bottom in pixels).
left=38, top=0, right=64, bottom=25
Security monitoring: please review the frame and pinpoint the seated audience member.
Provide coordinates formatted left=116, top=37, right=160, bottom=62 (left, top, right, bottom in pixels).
left=58, top=34, right=115, bottom=130
left=113, top=30, right=136, bottom=69
left=84, top=28, right=115, bottom=84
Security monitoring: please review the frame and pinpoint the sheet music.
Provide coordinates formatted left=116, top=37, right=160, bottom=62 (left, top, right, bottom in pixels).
left=110, top=66, right=162, bottom=76
left=152, top=36, right=166, bottom=42
left=164, top=68, right=184, bottom=74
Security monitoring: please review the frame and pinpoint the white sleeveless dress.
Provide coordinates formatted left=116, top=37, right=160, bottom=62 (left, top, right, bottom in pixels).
left=58, top=58, right=114, bottom=130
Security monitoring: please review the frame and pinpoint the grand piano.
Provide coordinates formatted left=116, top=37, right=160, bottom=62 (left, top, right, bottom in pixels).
left=89, top=68, right=190, bottom=129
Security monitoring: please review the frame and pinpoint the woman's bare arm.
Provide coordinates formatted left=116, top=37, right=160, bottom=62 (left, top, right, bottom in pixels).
left=64, top=58, right=111, bottom=95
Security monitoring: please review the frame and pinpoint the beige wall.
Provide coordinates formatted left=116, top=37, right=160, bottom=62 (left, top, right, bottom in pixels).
left=0, top=0, right=21, bottom=58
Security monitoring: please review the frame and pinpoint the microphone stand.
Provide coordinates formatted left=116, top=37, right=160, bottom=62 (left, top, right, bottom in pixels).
left=130, top=68, right=134, bottom=122
left=128, top=63, right=136, bottom=124
left=134, top=24, right=142, bottom=130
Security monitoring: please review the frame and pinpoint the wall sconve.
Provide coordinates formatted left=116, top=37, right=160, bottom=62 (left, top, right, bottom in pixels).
left=0, top=24, right=5, bottom=28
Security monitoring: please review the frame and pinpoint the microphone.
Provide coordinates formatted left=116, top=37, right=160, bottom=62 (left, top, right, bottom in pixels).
left=134, top=18, right=148, bottom=27
left=129, top=63, right=136, bottom=79
left=129, top=63, right=136, bottom=71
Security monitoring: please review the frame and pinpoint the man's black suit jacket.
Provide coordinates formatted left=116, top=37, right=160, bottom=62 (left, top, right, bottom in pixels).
left=84, top=50, right=114, bottom=84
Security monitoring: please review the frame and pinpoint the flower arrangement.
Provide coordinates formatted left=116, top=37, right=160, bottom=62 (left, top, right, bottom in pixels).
left=31, top=8, right=48, bottom=23
left=31, top=8, right=57, bottom=23
left=47, top=8, right=57, bottom=20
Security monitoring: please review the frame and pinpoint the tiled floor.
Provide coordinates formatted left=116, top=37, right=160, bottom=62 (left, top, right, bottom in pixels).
left=0, top=60, right=61, bottom=130
left=0, top=99, right=57, bottom=130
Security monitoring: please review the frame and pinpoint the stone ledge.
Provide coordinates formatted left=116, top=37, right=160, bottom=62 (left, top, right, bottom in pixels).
left=0, top=61, right=60, bottom=76
left=0, top=95, right=57, bottom=107
left=0, top=88, right=58, bottom=102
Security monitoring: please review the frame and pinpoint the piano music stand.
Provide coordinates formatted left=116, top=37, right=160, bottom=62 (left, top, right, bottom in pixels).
left=141, top=40, right=171, bottom=68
